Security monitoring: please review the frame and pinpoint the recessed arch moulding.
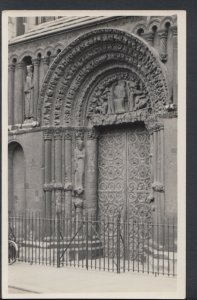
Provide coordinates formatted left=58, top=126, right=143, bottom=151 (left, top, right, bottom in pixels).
left=39, top=29, right=171, bottom=220
left=38, top=29, right=170, bottom=128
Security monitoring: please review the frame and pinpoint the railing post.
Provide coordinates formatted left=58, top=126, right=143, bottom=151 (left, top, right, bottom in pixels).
left=117, top=213, right=121, bottom=274
left=57, top=212, right=61, bottom=268
left=86, top=212, right=89, bottom=270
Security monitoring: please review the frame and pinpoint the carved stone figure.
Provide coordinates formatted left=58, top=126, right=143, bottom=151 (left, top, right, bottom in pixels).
left=112, top=81, right=127, bottom=114
left=128, top=80, right=148, bottom=111
left=74, top=140, right=85, bottom=194
left=95, top=97, right=108, bottom=115
left=24, top=65, right=34, bottom=119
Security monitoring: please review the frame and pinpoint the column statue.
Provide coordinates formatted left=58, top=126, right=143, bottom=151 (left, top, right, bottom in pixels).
left=74, top=140, right=85, bottom=195
left=24, top=65, right=34, bottom=120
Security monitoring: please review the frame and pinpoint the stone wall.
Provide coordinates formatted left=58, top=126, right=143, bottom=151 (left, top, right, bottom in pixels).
left=164, top=118, right=177, bottom=221
left=8, top=16, right=178, bottom=220
left=8, top=130, right=44, bottom=214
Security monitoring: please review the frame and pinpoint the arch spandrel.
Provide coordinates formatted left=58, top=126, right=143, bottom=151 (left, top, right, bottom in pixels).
left=38, top=29, right=170, bottom=128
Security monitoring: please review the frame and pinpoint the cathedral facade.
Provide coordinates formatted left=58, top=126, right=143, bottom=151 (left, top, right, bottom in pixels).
left=8, top=15, right=177, bottom=225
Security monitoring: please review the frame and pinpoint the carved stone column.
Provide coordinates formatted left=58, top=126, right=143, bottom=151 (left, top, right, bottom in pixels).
left=54, top=129, right=63, bottom=214
left=8, top=64, right=15, bottom=125
left=64, top=129, right=73, bottom=217
left=73, top=128, right=85, bottom=216
left=85, top=128, right=98, bottom=218
left=158, top=30, right=168, bottom=63
left=145, top=119, right=165, bottom=223
left=32, top=58, right=40, bottom=120
left=146, top=119, right=165, bottom=247
left=14, top=62, right=24, bottom=124
left=43, top=57, right=50, bottom=75
left=172, top=26, right=177, bottom=105
left=43, top=129, right=53, bottom=218
left=142, top=32, right=154, bottom=46
left=152, top=122, right=165, bottom=224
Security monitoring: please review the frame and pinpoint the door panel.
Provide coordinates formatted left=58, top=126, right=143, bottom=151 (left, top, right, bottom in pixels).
left=98, top=125, right=152, bottom=222
left=98, top=129, right=126, bottom=217
left=126, top=127, right=152, bottom=222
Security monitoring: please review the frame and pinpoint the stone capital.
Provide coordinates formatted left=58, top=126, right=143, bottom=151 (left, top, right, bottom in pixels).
left=152, top=182, right=165, bottom=192
left=74, top=128, right=85, bottom=140
left=160, top=53, right=168, bottom=63
left=43, top=183, right=53, bottom=191
left=158, top=29, right=168, bottom=39
left=16, top=62, right=25, bottom=69
left=42, top=57, right=50, bottom=65
left=54, top=128, right=62, bottom=140
left=64, top=129, right=72, bottom=140
left=43, top=129, right=53, bottom=140
left=142, top=32, right=154, bottom=43
left=64, top=181, right=73, bottom=191
left=8, top=64, right=15, bottom=71
left=73, top=197, right=84, bottom=209
left=32, top=58, right=41, bottom=66
left=145, top=117, right=164, bottom=133
left=53, top=182, right=63, bottom=190
left=86, top=128, right=98, bottom=140
left=171, top=26, right=177, bottom=37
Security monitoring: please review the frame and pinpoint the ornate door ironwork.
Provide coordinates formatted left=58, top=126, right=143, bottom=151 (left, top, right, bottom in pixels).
left=98, top=124, right=152, bottom=221
left=98, top=124, right=152, bottom=261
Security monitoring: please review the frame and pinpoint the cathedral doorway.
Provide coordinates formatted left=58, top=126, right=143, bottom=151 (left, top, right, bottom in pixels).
left=98, top=123, right=152, bottom=222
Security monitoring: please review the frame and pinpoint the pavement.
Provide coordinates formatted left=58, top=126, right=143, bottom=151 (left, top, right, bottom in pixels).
left=5, top=262, right=178, bottom=298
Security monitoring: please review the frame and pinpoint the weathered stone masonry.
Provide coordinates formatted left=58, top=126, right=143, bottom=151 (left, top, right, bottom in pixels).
left=8, top=16, right=177, bottom=225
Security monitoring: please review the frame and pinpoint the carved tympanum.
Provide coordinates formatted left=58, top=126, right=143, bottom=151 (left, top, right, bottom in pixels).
left=87, top=77, right=149, bottom=119
left=39, top=29, right=170, bottom=127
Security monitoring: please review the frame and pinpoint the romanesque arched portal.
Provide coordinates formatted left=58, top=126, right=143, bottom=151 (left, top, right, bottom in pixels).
left=39, top=29, right=170, bottom=224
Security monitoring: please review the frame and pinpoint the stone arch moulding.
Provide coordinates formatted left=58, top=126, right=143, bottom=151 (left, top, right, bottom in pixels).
left=18, top=50, right=36, bottom=62
left=159, top=16, right=175, bottom=30
left=38, top=28, right=171, bottom=128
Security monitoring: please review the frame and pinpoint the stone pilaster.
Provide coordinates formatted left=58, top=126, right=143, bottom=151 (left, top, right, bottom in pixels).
left=54, top=129, right=62, bottom=184
left=145, top=119, right=165, bottom=247
left=152, top=123, right=165, bottom=224
left=145, top=119, right=165, bottom=223
left=32, top=58, right=40, bottom=120
left=14, top=62, right=24, bottom=124
left=43, top=129, right=53, bottom=217
left=43, top=57, right=50, bottom=75
left=54, top=129, right=63, bottom=213
left=85, top=128, right=98, bottom=217
left=64, top=129, right=73, bottom=216
left=8, top=64, right=15, bottom=125
left=172, top=26, right=177, bottom=105
left=158, top=30, right=168, bottom=63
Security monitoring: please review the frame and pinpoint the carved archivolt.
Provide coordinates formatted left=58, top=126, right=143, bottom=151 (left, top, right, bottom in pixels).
left=38, top=29, right=170, bottom=127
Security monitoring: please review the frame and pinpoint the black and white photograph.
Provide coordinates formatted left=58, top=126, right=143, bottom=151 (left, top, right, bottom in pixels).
left=2, top=10, right=186, bottom=299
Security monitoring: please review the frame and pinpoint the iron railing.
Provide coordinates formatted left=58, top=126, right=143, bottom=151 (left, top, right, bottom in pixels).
left=8, top=212, right=177, bottom=276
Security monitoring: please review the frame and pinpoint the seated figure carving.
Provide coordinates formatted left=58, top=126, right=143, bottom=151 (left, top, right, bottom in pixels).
left=95, top=97, right=108, bottom=115
left=128, top=80, right=148, bottom=111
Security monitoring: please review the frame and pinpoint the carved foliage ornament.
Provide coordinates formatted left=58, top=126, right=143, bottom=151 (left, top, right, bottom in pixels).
left=38, top=29, right=169, bottom=127
left=98, top=126, right=152, bottom=259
